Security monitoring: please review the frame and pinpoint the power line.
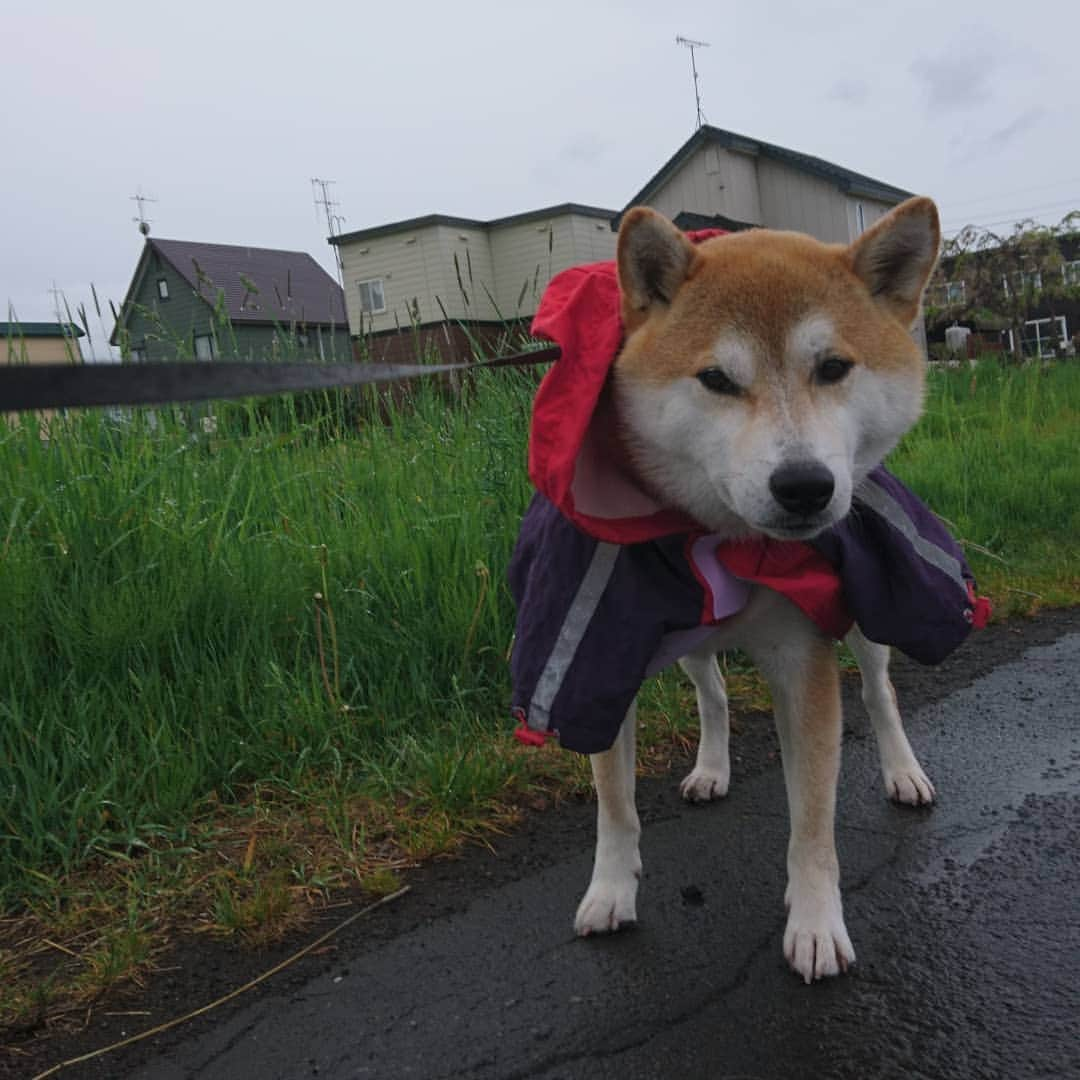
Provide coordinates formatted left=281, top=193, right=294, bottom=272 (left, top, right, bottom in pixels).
left=939, top=175, right=1080, bottom=212
left=941, top=196, right=1080, bottom=234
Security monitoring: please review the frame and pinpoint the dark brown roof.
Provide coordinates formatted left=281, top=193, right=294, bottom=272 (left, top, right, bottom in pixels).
left=151, top=239, right=346, bottom=326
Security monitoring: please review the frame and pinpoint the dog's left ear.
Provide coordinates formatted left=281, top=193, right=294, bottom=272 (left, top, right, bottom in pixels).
left=617, top=207, right=699, bottom=330
left=849, top=196, right=941, bottom=328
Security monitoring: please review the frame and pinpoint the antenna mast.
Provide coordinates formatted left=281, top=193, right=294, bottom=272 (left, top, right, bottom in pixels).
left=675, top=35, right=710, bottom=129
left=130, top=187, right=157, bottom=236
left=311, top=177, right=346, bottom=292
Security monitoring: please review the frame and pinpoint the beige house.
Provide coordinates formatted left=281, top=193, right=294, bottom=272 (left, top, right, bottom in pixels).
left=331, top=204, right=617, bottom=362
left=331, top=126, right=915, bottom=361
left=2, top=321, right=85, bottom=428
left=2, top=321, right=84, bottom=365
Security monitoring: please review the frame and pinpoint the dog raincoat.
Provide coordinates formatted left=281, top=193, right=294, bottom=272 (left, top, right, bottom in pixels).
left=509, top=236, right=989, bottom=755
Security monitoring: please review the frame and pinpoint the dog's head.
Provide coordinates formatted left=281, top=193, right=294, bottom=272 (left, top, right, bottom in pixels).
left=612, top=198, right=940, bottom=540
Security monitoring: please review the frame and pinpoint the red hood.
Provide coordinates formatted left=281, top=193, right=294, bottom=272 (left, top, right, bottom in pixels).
left=528, top=231, right=727, bottom=544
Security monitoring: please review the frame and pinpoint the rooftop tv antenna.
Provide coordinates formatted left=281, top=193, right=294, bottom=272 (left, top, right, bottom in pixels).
left=130, top=187, right=157, bottom=236
left=676, top=35, right=710, bottom=129
left=311, top=177, right=346, bottom=291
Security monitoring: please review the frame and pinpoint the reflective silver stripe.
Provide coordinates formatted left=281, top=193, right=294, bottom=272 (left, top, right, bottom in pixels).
left=855, top=478, right=968, bottom=593
left=527, top=542, right=620, bottom=732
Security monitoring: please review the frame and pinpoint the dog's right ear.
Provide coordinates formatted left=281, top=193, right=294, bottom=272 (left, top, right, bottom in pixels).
left=617, top=207, right=698, bottom=330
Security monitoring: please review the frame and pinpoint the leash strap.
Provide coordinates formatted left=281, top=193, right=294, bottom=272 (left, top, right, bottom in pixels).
left=0, top=346, right=561, bottom=412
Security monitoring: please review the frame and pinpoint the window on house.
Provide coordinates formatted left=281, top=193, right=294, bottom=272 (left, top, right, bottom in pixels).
left=357, top=278, right=386, bottom=315
left=1020, top=316, right=1067, bottom=357
left=1063, top=261, right=1080, bottom=287
left=157, top=278, right=170, bottom=301
left=193, top=334, right=215, bottom=361
left=131, top=346, right=146, bottom=362
left=943, top=280, right=966, bottom=305
left=1002, top=270, right=1042, bottom=297
left=855, top=202, right=866, bottom=235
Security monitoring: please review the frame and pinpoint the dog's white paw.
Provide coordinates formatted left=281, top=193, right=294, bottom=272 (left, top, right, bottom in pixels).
left=679, top=764, right=730, bottom=802
left=782, top=884, right=855, bottom=983
left=574, top=873, right=639, bottom=936
left=883, top=761, right=936, bottom=806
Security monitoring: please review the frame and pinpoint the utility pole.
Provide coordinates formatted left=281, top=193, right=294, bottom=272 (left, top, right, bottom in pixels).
left=130, top=187, right=157, bottom=236
left=311, top=177, right=346, bottom=293
left=676, top=35, right=710, bottom=130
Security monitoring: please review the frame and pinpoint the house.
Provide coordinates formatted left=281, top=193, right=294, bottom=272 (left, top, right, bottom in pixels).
left=2, top=321, right=84, bottom=364
left=926, top=230, right=1080, bottom=358
left=2, top=321, right=85, bottom=428
left=331, top=125, right=916, bottom=362
left=111, top=238, right=351, bottom=362
left=330, top=204, right=618, bottom=364
left=617, top=124, right=911, bottom=239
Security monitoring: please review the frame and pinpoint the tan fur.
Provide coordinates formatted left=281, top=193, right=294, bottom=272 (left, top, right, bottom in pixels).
left=617, top=217, right=934, bottom=385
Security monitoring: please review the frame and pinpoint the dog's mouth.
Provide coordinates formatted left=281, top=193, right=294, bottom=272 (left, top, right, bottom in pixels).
left=755, top=514, right=835, bottom=541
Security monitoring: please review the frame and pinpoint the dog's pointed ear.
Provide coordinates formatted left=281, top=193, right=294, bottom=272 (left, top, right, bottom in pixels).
left=849, top=196, right=941, bottom=328
left=617, top=207, right=698, bottom=328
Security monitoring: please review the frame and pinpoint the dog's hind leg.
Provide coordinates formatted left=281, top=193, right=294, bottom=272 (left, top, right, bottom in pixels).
left=748, top=616, right=855, bottom=982
left=678, top=648, right=731, bottom=802
left=845, top=627, right=935, bottom=806
left=575, top=702, right=641, bottom=936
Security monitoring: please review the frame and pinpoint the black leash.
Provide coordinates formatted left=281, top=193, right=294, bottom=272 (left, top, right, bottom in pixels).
left=0, top=346, right=561, bottom=412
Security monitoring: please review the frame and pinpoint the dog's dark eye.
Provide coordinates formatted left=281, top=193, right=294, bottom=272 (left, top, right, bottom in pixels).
left=816, top=357, right=854, bottom=385
left=697, top=368, right=742, bottom=396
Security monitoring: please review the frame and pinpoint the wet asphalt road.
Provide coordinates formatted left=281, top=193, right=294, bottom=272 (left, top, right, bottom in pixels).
left=57, top=619, right=1080, bottom=1080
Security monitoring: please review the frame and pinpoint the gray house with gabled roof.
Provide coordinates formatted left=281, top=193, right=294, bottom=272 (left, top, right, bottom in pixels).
left=111, top=238, right=351, bottom=362
left=330, top=127, right=918, bottom=363
left=617, top=124, right=913, bottom=239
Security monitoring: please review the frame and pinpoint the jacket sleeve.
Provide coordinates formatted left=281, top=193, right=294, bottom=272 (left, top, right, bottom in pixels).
left=811, top=466, right=988, bottom=664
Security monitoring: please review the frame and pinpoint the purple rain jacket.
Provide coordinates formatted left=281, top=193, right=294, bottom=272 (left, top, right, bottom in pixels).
left=508, top=248, right=990, bottom=756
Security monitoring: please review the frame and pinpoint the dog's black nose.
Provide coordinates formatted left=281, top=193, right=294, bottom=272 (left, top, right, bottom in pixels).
left=769, top=461, right=835, bottom=516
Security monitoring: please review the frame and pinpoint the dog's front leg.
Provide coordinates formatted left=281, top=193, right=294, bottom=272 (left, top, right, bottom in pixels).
left=751, top=629, right=855, bottom=982
left=575, top=701, right=641, bottom=935
left=845, top=627, right=935, bottom=805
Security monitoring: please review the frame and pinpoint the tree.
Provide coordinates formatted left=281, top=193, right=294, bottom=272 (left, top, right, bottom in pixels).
left=925, top=211, right=1080, bottom=359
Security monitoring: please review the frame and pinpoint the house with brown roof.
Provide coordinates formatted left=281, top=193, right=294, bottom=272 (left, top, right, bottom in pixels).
left=330, top=126, right=918, bottom=362
left=111, top=238, right=351, bottom=362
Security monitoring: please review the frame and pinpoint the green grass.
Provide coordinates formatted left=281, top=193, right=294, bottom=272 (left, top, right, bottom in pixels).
left=890, top=360, right=1080, bottom=612
left=0, top=373, right=538, bottom=910
left=0, top=356, right=1077, bottom=1034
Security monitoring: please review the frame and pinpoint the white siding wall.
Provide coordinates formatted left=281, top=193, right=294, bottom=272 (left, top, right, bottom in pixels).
left=569, top=213, right=618, bottom=265
left=337, top=213, right=617, bottom=336
left=488, top=216, right=560, bottom=316
left=644, top=145, right=763, bottom=225
left=488, top=212, right=617, bottom=317
left=845, top=196, right=895, bottom=240
left=435, top=224, right=498, bottom=320
left=757, top=158, right=852, bottom=242
left=338, top=224, right=452, bottom=333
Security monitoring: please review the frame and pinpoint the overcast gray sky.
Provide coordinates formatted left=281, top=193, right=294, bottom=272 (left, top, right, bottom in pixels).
left=4, top=0, right=1078, bottom=347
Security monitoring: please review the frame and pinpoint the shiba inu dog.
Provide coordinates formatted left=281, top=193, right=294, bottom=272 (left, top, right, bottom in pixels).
left=572, top=198, right=942, bottom=982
